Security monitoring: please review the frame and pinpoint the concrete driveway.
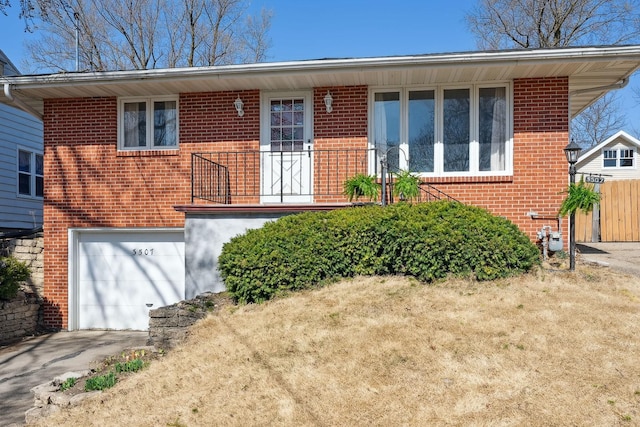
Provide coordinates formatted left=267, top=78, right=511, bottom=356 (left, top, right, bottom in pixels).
left=0, top=330, right=148, bottom=427
left=577, top=242, right=640, bottom=277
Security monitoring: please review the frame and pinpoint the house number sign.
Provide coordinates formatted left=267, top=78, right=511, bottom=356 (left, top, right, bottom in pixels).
left=585, top=176, right=605, bottom=184
left=132, top=248, right=154, bottom=256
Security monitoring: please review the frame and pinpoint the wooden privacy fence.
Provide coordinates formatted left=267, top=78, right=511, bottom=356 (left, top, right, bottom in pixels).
left=575, top=179, right=640, bottom=242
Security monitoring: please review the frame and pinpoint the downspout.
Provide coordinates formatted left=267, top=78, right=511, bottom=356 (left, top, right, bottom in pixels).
left=3, top=83, right=43, bottom=120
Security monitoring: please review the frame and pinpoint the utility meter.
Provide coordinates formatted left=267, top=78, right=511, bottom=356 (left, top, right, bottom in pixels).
left=549, top=232, right=563, bottom=252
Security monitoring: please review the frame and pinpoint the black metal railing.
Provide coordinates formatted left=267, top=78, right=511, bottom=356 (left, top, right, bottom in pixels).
left=191, top=153, right=230, bottom=204
left=418, top=182, right=459, bottom=203
left=191, top=147, right=458, bottom=205
left=191, top=148, right=375, bottom=203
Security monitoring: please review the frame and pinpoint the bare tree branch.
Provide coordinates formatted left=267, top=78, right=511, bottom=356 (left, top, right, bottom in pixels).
left=466, top=0, right=640, bottom=144
left=571, top=94, right=627, bottom=148
left=20, top=0, right=272, bottom=71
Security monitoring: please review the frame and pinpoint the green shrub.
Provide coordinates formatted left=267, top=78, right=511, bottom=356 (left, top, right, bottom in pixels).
left=85, top=372, right=117, bottom=391
left=115, top=358, right=145, bottom=373
left=59, top=377, right=77, bottom=392
left=0, top=256, right=30, bottom=300
left=218, top=201, right=540, bottom=304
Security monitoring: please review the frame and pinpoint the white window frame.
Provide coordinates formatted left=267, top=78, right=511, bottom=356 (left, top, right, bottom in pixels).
left=602, top=148, right=635, bottom=169
left=17, top=147, right=44, bottom=199
left=620, top=148, right=634, bottom=168
left=369, top=83, right=513, bottom=177
left=117, top=96, right=179, bottom=151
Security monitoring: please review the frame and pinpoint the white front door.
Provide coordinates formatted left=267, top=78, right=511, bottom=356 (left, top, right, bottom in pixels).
left=261, top=92, right=313, bottom=203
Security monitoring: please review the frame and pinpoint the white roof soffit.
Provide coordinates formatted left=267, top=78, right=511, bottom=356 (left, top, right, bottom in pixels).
left=2, top=45, right=640, bottom=117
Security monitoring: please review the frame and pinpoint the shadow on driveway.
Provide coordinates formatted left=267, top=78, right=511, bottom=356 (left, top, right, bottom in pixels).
left=0, top=330, right=148, bottom=426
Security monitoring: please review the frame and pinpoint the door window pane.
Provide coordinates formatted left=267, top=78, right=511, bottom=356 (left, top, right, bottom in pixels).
left=374, top=92, right=400, bottom=170
left=443, top=89, right=470, bottom=172
left=270, top=98, right=305, bottom=152
left=479, top=87, right=506, bottom=171
left=408, top=90, right=435, bottom=172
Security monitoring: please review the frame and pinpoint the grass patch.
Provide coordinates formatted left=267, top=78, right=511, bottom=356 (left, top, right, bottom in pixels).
left=36, top=264, right=640, bottom=426
left=84, top=372, right=116, bottom=391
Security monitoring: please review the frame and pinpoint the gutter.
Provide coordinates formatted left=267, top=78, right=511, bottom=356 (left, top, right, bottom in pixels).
left=570, top=76, right=630, bottom=96
left=7, top=45, right=640, bottom=90
left=568, top=75, right=632, bottom=118
left=3, top=82, right=42, bottom=120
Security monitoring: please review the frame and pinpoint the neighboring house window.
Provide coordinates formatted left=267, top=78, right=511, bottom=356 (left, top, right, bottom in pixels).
left=603, top=149, right=617, bottom=167
left=18, top=149, right=43, bottom=198
left=372, top=84, right=509, bottom=175
left=620, top=149, right=634, bottom=167
left=118, top=97, right=178, bottom=150
left=603, top=148, right=634, bottom=168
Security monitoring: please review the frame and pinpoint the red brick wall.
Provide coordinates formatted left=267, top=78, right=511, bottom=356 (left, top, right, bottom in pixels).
left=313, top=86, right=369, bottom=202
left=42, top=79, right=568, bottom=329
left=43, top=91, right=262, bottom=328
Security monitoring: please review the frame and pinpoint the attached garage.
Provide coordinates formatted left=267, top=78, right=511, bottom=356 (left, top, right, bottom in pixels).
left=68, top=228, right=185, bottom=330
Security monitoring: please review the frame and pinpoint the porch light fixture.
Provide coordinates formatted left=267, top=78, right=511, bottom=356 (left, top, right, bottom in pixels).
left=234, top=96, right=244, bottom=117
left=324, top=90, right=333, bottom=113
left=564, top=139, right=582, bottom=271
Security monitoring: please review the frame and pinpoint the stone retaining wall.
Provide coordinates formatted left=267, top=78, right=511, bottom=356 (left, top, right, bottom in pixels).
left=0, top=291, right=42, bottom=343
left=148, top=292, right=233, bottom=349
left=1, top=232, right=45, bottom=297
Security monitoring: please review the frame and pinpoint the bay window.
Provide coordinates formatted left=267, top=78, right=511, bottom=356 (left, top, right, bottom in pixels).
left=372, top=84, right=510, bottom=176
left=119, top=97, right=178, bottom=150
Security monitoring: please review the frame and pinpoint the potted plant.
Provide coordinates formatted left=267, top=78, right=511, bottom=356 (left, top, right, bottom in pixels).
left=392, top=170, right=421, bottom=202
left=558, top=176, right=601, bottom=216
left=343, top=173, right=381, bottom=202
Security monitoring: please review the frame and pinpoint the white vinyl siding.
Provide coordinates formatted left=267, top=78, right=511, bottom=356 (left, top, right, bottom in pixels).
left=577, top=138, right=640, bottom=181
left=0, top=103, right=43, bottom=229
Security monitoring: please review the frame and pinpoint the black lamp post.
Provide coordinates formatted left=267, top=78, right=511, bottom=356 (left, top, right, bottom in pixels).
left=564, top=139, right=582, bottom=271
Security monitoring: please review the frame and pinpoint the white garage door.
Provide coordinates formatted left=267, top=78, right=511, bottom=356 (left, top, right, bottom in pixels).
left=76, top=230, right=185, bottom=330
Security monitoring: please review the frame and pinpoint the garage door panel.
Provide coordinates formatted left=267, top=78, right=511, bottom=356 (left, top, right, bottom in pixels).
left=79, top=279, right=183, bottom=307
left=79, top=303, right=153, bottom=331
left=76, top=230, right=185, bottom=330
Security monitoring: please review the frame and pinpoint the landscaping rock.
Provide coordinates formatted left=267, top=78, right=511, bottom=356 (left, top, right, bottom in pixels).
left=24, top=404, right=60, bottom=424
left=148, top=291, right=233, bottom=349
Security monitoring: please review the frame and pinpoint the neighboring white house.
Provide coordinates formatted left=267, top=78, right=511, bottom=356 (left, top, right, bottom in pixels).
left=0, top=50, right=43, bottom=232
left=576, top=130, right=640, bottom=180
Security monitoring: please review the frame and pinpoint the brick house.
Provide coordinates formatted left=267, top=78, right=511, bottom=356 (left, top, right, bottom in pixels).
left=2, top=46, right=639, bottom=331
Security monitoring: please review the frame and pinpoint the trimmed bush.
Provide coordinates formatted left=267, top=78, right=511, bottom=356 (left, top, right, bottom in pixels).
left=218, top=201, right=540, bottom=304
left=0, top=256, right=31, bottom=300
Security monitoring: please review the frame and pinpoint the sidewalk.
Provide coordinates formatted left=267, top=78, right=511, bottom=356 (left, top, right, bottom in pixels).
left=0, top=330, right=148, bottom=426
left=577, top=242, right=640, bottom=277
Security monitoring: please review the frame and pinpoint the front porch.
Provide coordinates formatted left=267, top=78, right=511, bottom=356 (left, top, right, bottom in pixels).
left=178, top=147, right=459, bottom=298
left=189, top=147, right=456, bottom=206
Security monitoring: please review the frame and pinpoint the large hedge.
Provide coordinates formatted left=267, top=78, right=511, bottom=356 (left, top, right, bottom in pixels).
left=218, top=201, right=540, bottom=304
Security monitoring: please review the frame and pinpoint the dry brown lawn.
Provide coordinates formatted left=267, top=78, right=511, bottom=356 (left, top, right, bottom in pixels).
left=34, top=264, right=640, bottom=426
